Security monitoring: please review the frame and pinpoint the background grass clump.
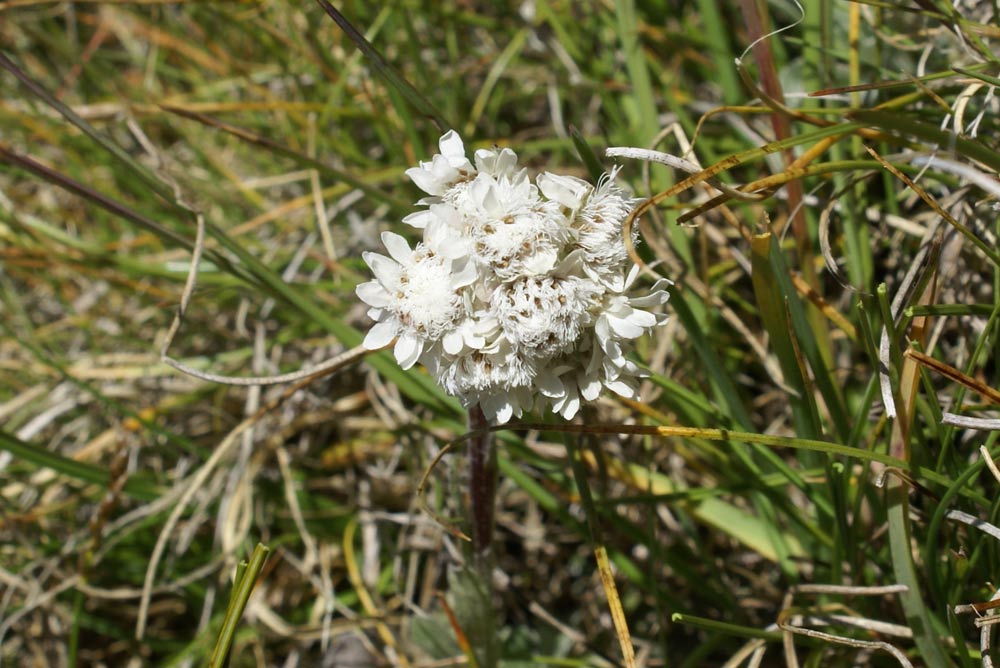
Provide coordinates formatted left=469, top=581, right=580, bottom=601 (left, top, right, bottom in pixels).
left=2, top=1, right=999, bottom=666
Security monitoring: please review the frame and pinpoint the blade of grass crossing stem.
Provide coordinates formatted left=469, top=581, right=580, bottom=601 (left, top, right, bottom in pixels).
left=564, top=434, right=638, bottom=668
left=507, top=422, right=985, bottom=503
left=313, top=0, right=452, bottom=132
left=750, top=233, right=823, bottom=439
left=210, top=544, right=270, bottom=668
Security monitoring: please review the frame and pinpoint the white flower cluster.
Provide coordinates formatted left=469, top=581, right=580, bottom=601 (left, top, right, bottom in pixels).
left=357, top=131, right=671, bottom=423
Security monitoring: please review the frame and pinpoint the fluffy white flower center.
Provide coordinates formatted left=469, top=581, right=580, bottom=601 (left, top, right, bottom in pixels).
left=494, top=276, right=599, bottom=356
left=390, top=247, right=465, bottom=340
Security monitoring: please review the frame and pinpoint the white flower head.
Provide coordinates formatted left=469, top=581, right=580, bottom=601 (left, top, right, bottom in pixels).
left=356, top=231, right=474, bottom=369
left=358, top=131, right=671, bottom=423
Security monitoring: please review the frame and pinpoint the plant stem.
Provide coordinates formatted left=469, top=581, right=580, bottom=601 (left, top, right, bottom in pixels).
left=467, top=404, right=498, bottom=668
left=467, top=404, right=496, bottom=564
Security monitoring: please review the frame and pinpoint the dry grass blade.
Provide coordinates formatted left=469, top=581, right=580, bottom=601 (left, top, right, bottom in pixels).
left=136, top=415, right=256, bottom=640
left=941, top=413, right=1000, bottom=429
left=343, top=520, right=412, bottom=667
left=905, top=348, right=1000, bottom=406
left=594, top=545, right=637, bottom=668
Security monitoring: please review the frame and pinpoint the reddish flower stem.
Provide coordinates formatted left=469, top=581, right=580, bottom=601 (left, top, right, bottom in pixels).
left=467, top=404, right=496, bottom=564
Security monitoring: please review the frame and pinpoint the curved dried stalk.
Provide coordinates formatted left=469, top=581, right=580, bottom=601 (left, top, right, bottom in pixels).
left=158, top=202, right=369, bottom=387
left=776, top=584, right=914, bottom=668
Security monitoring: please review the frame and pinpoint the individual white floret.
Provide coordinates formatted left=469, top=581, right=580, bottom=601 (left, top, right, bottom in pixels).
left=356, top=231, right=475, bottom=369
left=405, top=130, right=476, bottom=197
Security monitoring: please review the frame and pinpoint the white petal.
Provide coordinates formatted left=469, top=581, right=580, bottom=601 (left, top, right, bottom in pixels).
left=493, top=401, right=514, bottom=424
left=474, top=147, right=518, bottom=176
left=607, top=314, right=646, bottom=339
left=629, top=279, right=673, bottom=307
left=363, top=320, right=397, bottom=350
left=469, top=176, right=500, bottom=216
left=452, top=260, right=478, bottom=287
left=430, top=202, right=461, bottom=226
left=494, top=148, right=518, bottom=175
left=402, top=210, right=436, bottom=228
left=628, top=309, right=658, bottom=328
left=356, top=281, right=391, bottom=308
left=629, top=293, right=668, bottom=308
left=442, top=330, right=464, bottom=355
left=558, top=395, right=580, bottom=419
left=535, top=371, right=564, bottom=398
left=438, top=130, right=466, bottom=160
left=394, top=334, right=422, bottom=369
left=579, top=375, right=602, bottom=401
left=605, top=378, right=637, bottom=398
left=406, top=166, right=446, bottom=196
left=537, top=172, right=591, bottom=209
left=623, top=263, right=642, bottom=289
left=381, top=232, right=412, bottom=264
left=480, top=395, right=509, bottom=423
left=365, top=253, right=401, bottom=284
left=594, top=317, right=612, bottom=345
left=521, top=249, right=558, bottom=276
left=474, top=148, right=497, bottom=173
left=553, top=384, right=580, bottom=419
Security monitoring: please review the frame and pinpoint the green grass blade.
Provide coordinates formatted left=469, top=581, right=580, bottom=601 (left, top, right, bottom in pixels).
left=750, top=233, right=822, bottom=439
left=313, top=0, right=452, bottom=131
left=613, top=0, right=659, bottom=145
left=209, top=543, right=270, bottom=668
left=569, top=126, right=606, bottom=183
left=760, top=233, right=851, bottom=441
left=0, top=429, right=162, bottom=501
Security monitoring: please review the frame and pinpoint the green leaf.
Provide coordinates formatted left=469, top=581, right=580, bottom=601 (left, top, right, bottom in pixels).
left=569, top=126, right=606, bottom=183
left=0, top=429, right=162, bottom=502
left=313, top=0, right=452, bottom=132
